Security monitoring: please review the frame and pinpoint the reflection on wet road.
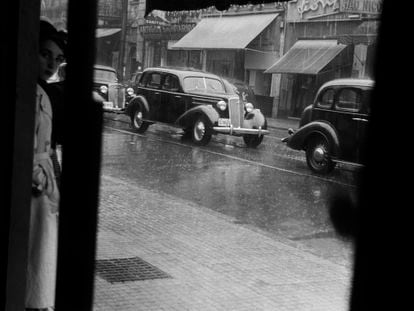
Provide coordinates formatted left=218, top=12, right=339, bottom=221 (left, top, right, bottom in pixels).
left=101, top=121, right=356, bottom=267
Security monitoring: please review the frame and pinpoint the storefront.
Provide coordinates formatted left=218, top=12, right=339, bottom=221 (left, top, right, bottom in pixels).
left=266, top=0, right=381, bottom=118
left=95, top=28, right=121, bottom=69
left=138, top=10, right=203, bottom=69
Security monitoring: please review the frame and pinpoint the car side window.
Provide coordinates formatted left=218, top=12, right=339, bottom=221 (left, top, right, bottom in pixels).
left=147, top=73, right=162, bottom=89
left=361, top=88, right=372, bottom=114
left=138, top=72, right=150, bottom=87
left=316, top=89, right=334, bottom=109
left=162, top=74, right=179, bottom=92
left=336, top=88, right=362, bottom=112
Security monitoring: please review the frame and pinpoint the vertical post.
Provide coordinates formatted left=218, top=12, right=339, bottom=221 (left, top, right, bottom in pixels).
left=55, top=0, right=101, bottom=310
left=118, top=0, right=128, bottom=81
left=2, top=1, right=40, bottom=310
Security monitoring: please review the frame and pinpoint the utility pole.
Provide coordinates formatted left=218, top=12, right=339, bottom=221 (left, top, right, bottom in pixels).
left=118, top=0, right=128, bottom=81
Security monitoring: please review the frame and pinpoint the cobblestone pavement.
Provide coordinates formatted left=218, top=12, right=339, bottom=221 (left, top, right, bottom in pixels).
left=93, top=175, right=352, bottom=311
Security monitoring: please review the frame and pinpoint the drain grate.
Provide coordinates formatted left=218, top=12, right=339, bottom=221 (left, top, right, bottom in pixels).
left=95, top=257, right=171, bottom=283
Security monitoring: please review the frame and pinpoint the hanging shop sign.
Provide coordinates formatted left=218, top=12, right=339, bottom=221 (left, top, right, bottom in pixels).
left=339, top=0, right=382, bottom=15
left=139, top=10, right=201, bottom=39
left=287, top=0, right=340, bottom=21
left=139, top=23, right=197, bottom=35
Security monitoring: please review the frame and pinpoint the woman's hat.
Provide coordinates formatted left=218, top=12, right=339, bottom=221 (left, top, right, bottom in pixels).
left=39, top=18, right=67, bottom=55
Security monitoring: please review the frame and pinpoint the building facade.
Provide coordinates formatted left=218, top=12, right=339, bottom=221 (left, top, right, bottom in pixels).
left=169, top=2, right=286, bottom=117
left=266, top=0, right=381, bottom=118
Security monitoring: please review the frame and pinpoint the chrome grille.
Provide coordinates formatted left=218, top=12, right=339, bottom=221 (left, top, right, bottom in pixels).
left=108, top=85, right=126, bottom=109
left=228, top=96, right=242, bottom=128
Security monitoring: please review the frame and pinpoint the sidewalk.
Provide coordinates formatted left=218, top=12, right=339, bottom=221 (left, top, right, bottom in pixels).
left=94, top=175, right=352, bottom=311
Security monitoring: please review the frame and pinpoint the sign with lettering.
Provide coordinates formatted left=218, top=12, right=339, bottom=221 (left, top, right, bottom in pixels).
left=139, top=23, right=196, bottom=35
left=339, top=0, right=382, bottom=15
left=287, top=0, right=340, bottom=20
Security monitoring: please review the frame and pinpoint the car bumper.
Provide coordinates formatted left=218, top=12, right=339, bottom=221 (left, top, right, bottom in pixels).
left=103, top=107, right=125, bottom=113
left=281, top=128, right=295, bottom=143
left=213, top=126, right=269, bottom=136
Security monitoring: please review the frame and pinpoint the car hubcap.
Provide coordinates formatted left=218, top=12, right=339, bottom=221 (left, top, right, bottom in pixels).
left=313, top=147, right=326, bottom=163
left=134, top=111, right=143, bottom=127
left=194, top=121, right=205, bottom=141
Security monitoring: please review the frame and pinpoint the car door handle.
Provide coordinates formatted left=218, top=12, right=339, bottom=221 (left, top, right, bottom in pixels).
left=352, top=118, right=368, bottom=122
left=174, top=95, right=182, bottom=99
left=154, top=92, right=160, bottom=95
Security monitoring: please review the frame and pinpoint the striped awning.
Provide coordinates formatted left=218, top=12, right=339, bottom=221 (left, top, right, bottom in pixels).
left=95, top=28, right=121, bottom=38
left=265, top=40, right=347, bottom=74
left=171, top=13, right=278, bottom=50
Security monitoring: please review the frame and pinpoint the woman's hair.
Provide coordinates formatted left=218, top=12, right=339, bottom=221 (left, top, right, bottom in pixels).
left=39, top=19, right=67, bottom=55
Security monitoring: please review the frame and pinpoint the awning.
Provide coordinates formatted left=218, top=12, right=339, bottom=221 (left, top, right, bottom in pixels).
left=171, top=13, right=278, bottom=50
left=265, top=40, right=347, bottom=74
left=95, top=28, right=121, bottom=38
left=245, top=49, right=279, bottom=70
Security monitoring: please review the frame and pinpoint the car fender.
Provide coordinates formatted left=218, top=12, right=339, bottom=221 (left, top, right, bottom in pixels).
left=243, top=109, right=267, bottom=130
left=287, top=121, right=340, bottom=156
left=125, top=95, right=149, bottom=118
left=176, top=105, right=220, bottom=128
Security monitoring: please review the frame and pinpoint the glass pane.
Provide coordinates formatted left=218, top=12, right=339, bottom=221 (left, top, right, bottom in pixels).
left=35, top=1, right=384, bottom=310
left=336, top=88, right=361, bottom=111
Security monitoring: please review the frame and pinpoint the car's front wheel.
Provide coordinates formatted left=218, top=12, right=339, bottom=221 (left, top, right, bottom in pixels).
left=305, top=135, right=336, bottom=174
left=243, top=134, right=264, bottom=148
left=130, top=106, right=149, bottom=133
left=191, top=115, right=212, bottom=146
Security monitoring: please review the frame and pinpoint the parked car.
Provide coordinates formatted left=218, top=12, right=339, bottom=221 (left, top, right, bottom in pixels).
left=93, top=64, right=127, bottom=112
left=125, top=71, right=142, bottom=103
left=282, top=78, right=374, bottom=174
left=126, top=67, right=269, bottom=147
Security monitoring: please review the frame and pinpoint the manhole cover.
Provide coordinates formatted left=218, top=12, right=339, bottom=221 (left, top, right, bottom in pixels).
left=95, top=257, right=171, bottom=283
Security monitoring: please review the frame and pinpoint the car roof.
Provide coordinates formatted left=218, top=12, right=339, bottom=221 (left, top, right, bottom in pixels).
left=94, top=64, right=116, bottom=72
left=321, top=78, right=375, bottom=88
left=143, top=66, right=222, bottom=80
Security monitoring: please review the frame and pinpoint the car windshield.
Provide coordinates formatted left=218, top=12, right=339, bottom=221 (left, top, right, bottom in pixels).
left=94, top=68, right=117, bottom=82
left=183, top=77, right=226, bottom=94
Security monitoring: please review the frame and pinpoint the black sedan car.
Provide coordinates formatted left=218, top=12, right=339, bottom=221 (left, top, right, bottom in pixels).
left=126, top=67, right=269, bottom=147
left=282, top=78, right=374, bottom=174
left=93, top=64, right=127, bottom=112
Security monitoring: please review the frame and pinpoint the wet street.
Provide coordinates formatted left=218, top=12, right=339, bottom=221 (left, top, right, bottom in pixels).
left=100, top=114, right=357, bottom=268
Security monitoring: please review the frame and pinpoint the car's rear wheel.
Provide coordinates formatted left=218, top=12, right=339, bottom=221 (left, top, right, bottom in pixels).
left=305, top=135, right=336, bottom=174
left=191, top=115, right=212, bottom=146
left=243, top=134, right=264, bottom=148
left=130, top=106, right=149, bottom=133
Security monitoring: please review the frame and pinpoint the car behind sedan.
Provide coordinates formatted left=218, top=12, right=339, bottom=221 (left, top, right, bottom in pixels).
left=93, top=64, right=126, bottom=112
left=282, top=78, right=374, bottom=174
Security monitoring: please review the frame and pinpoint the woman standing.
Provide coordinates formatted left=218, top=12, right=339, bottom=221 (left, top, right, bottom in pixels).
left=26, top=20, right=66, bottom=311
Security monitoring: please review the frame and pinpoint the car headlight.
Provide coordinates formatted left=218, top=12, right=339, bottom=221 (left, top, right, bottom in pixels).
left=127, top=87, right=135, bottom=96
left=217, top=100, right=227, bottom=111
left=245, top=102, right=254, bottom=113
left=100, top=85, right=108, bottom=94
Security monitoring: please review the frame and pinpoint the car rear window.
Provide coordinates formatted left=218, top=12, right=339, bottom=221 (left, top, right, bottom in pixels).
left=183, top=77, right=226, bottom=94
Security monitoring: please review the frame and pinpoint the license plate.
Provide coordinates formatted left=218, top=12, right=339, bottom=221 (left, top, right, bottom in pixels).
left=103, top=101, right=114, bottom=109
left=218, top=118, right=231, bottom=127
